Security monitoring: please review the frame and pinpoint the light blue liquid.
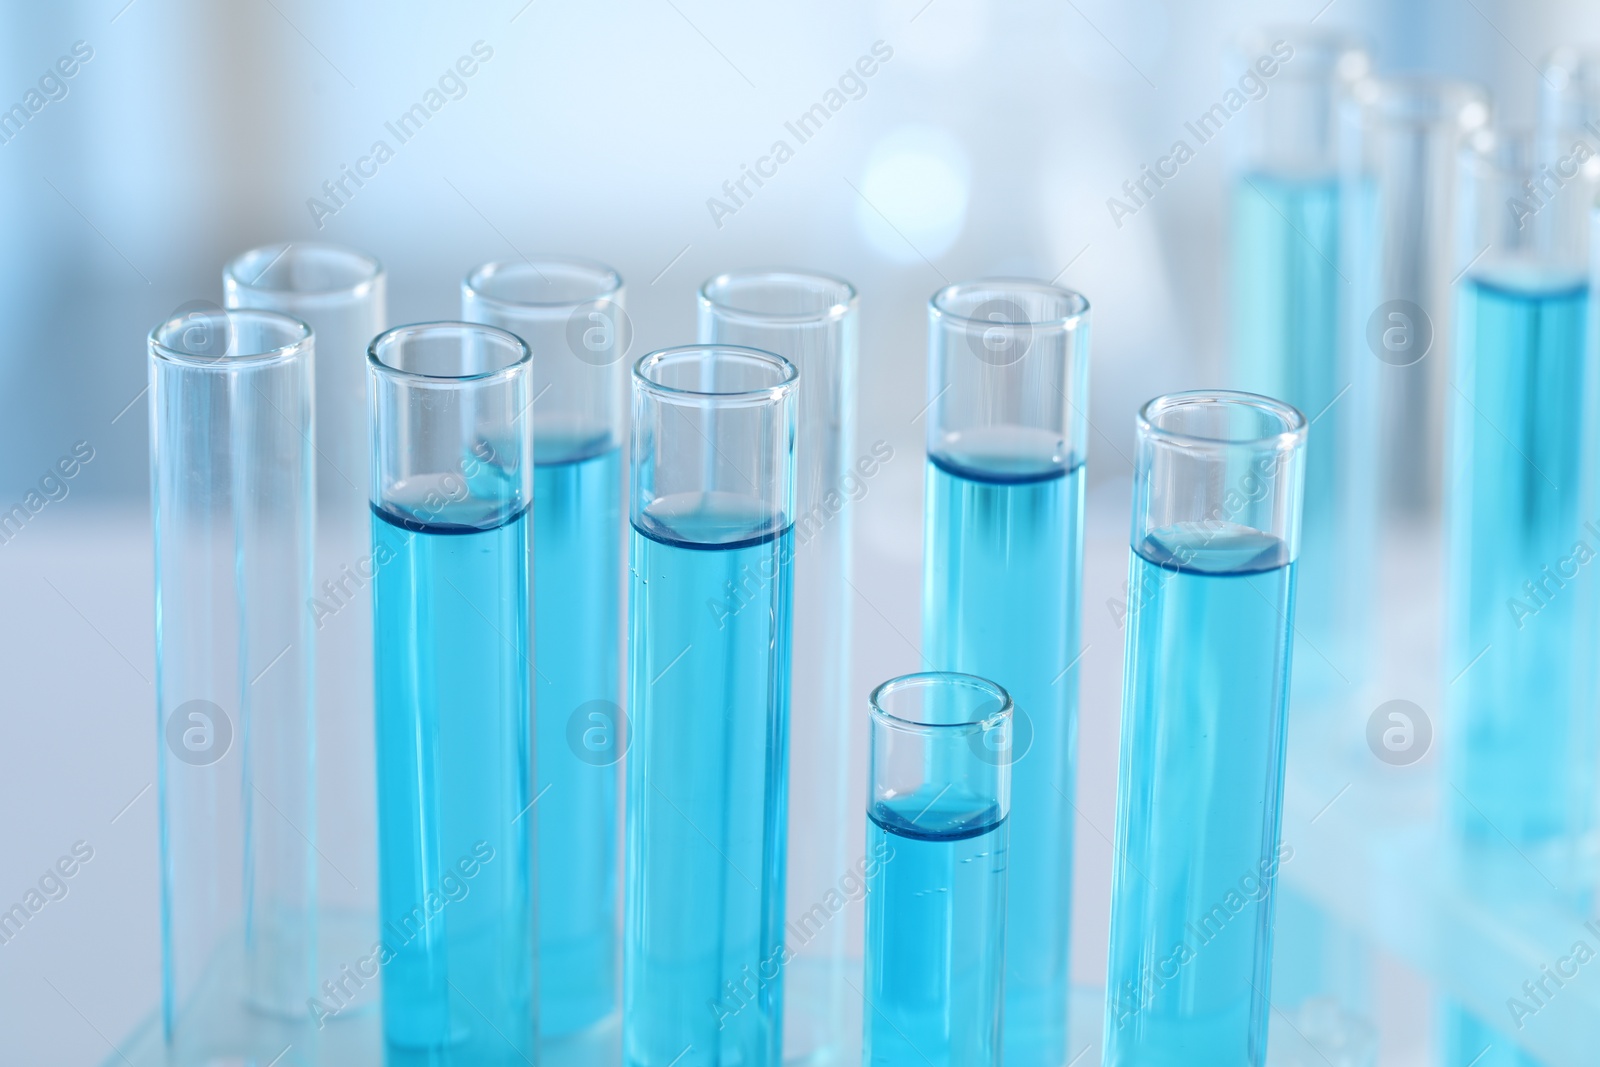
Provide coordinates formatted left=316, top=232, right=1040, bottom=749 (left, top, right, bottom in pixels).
left=371, top=502, right=535, bottom=1065
left=1448, top=271, right=1594, bottom=843
left=1443, top=1002, right=1548, bottom=1067
left=534, top=444, right=622, bottom=1035
left=1105, top=527, right=1296, bottom=1067
left=922, top=428, right=1083, bottom=1067
left=1232, top=171, right=1373, bottom=708
left=624, top=493, right=793, bottom=1067
left=863, top=790, right=1007, bottom=1067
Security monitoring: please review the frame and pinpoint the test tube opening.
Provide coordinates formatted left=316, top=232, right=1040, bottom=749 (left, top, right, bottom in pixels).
left=465, top=258, right=622, bottom=308
left=699, top=269, right=856, bottom=324
left=224, top=242, right=383, bottom=301
left=151, top=307, right=311, bottom=367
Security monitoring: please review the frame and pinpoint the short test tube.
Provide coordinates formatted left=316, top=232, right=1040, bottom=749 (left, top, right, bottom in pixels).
left=862, top=672, right=1011, bottom=1067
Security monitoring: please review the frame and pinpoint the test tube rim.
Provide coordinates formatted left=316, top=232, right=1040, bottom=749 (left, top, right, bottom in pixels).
left=223, top=241, right=384, bottom=304
left=929, top=278, right=1089, bottom=331
left=697, top=268, right=858, bottom=327
left=1364, top=75, right=1490, bottom=131
left=1461, top=122, right=1586, bottom=177
left=1137, top=390, right=1307, bottom=453
left=463, top=257, right=624, bottom=311
left=368, top=321, right=531, bottom=384
left=148, top=307, right=312, bottom=369
left=869, top=671, right=1013, bottom=738
left=633, top=344, right=798, bottom=405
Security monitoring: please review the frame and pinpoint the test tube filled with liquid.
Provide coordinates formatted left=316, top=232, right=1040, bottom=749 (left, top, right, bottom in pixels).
left=625, top=345, right=798, bottom=1067
left=1104, top=391, right=1307, bottom=1066
left=463, top=259, right=628, bottom=1036
left=368, top=322, right=536, bottom=1064
left=920, top=279, right=1088, bottom=1065
left=862, top=671, right=1011, bottom=1067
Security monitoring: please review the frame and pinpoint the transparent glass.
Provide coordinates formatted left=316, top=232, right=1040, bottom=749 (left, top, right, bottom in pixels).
left=696, top=270, right=858, bottom=1067
left=1230, top=29, right=1376, bottom=716
left=223, top=241, right=387, bottom=1006
left=367, top=323, right=536, bottom=1064
left=625, top=345, right=797, bottom=1067
left=1105, top=391, right=1307, bottom=1067
left=1358, top=78, right=1490, bottom=519
left=1542, top=47, right=1600, bottom=141
left=150, top=309, right=316, bottom=1057
left=919, top=278, right=1086, bottom=1067
left=463, top=258, right=626, bottom=1036
left=861, top=672, right=1011, bottom=1067
left=1444, top=128, right=1599, bottom=849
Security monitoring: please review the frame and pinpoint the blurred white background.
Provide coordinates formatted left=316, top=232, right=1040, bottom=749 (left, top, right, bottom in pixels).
left=2, top=0, right=1598, bottom=1063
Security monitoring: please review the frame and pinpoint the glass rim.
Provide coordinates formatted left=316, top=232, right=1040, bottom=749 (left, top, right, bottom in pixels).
left=367, top=321, right=531, bottom=383
left=930, top=278, right=1090, bottom=329
left=632, top=344, right=798, bottom=404
left=223, top=241, right=384, bottom=300
left=869, top=671, right=1013, bottom=736
left=463, top=257, right=624, bottom=310
left=1362, top=75, right=1490, bottom=128
left=1543, top=45, right=1600, bottom=87
left=1137, top=390, right=1307, bottom=451
left=149, top=307, right=312, bottom=367
left=698, top=269, right=858, bottom=326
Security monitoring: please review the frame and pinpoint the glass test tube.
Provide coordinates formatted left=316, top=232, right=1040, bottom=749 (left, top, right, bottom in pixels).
left=1230, top=29, right=1374, bottom=713
left=368, top=323, right=536, bottom=1063
left=223, top=243, right=387, bottom=991
left=1364, top=78, right=1490, bottom=521
left=1445, top=128, right=1599, bottom=847
left=697, top=270, right=858, bottom=1067
left=861, top=672, right=1011, bottom=1067
left=150, top=309, right=316, bottom=1054
left=625, top=345, right=797, bottom=1067
left=1103, top=391, right=1307, bottom=1067
left=1541, top=47, right=1600, bottom=143
left=463, top=258, right=627, bottom=1037
left=921, top=279, right=1087, bottom=1067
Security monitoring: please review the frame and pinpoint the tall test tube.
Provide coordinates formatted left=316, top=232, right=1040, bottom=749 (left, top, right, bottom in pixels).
left=150, top=308, right=316, bottom=1056
left=625, top=345, right=797, bottom=1067
left=861, top=672, right=1011, bottom=1067
left=1231, top=30, right=1374, bottom=712
left=1445, top=128, right=1598, bottom=847
left=463, top=258, right=627, bottom=1036
left=368, top=323, right=536, bottom=1064
left=1104, top=391, right=1307, bottom=1066
left=921, top=279, right=1087, bottom=1066
left=223, top=243, right=386, bottom=986
left=696, top=270, right=858, bottom=1066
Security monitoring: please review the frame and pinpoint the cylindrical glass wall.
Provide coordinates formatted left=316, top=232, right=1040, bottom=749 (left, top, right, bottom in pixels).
left=368, top=323, right=536, bottom=1064
left=1445, top=128, right=1599, bottom=848
left=1363, top=79, right=1490, bottom=520
left=861, top=672, right=1011, bottom=1067
left=223, top=242, right=386, bottom=1000
left=1230, top=29, right=1375, bottom=714
left=921, top=279, right=1087, bottom=1067
left=626, top=345, right=797, bottom=1067
left=1542, top=47, right=1600, bottom=140
left=696, top=270, right=858, bottom=1067
left=150, top=308, right=316, bottom=1055
left=1104, top=391, right=1307, bottom=1067
left=463, top=258, right=627, bottom=1037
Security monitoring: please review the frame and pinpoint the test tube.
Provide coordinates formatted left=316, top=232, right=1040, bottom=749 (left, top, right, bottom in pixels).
left=1103, top=391, right=1307, bottom=1067
left=1230, top=29, right=1375, bottom=712
left=861, top=672, right=1011, bottom=1067
left=696, top=270, right=858, bottom=1066
left=368, top=323, right=536, bottom=1062
left=625, top=345, right=797, bottom=1067
left=463, top=258, right=627, bottom=1036
left=921, top=279, right=1087, bottom=1066
left=1445, top=128, right=1599, bottom=847
left=150, top=308, right=315, bottom=1054
left=1541, top=47, right=1600, bottom=141
left=223, top=242, right=386, bottom=988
